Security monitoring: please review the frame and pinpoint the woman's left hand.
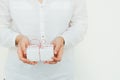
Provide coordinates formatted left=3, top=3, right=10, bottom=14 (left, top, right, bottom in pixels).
left=44, top=36, right=65, bottom=64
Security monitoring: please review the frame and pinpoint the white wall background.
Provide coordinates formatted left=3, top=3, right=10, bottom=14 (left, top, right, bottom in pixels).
left=0, top=0, right=120, bottom=80
left=74, top=0, right=120, bottom=80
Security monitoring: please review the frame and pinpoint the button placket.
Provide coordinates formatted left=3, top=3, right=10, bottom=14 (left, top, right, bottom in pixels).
left=39, top=4, right=46, bottom=44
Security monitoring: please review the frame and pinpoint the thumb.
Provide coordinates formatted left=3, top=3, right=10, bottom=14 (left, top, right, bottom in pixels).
left=54, top=43, right=61, bottom=55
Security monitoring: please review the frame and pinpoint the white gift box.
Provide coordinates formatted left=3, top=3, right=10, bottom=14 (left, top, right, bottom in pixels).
left=26, top=44, right=54, bottom=62
left=40, top=45, right=54, bottom=62
left=26, top=45, right=40, bottom=61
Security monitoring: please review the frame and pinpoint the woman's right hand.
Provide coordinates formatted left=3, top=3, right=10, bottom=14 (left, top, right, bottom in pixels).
left=16, top=35, right=38, bottom=65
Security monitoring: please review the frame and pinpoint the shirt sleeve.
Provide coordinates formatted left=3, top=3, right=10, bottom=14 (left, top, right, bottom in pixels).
left=0, top=0, right=20, bottom=48
left=59, top=0, right=88, bottom=49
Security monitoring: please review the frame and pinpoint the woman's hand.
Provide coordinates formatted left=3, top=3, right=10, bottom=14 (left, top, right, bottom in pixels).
left=16, top=35, right=38, bottom=65
left=44, top=36, right=65, bottom=64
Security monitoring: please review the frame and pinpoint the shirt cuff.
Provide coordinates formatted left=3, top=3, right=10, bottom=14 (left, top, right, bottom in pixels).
left=11, top=32, right=20, bottom=47
left=58, top=34, right=73, bottom=49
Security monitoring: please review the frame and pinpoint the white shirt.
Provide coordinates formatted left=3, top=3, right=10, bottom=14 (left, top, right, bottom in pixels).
left=0, top=0, right=88, bottom=80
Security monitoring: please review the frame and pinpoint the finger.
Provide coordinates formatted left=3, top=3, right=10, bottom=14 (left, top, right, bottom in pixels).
left=21, top=43, right=27, bottom=58
left=20, top=57, right=37, bottom=65
left=17, top=46, right=27, bottom=62
left=43, top=59, right=57, bottom=64
left=54, top=44, right=61, bottom=55
left=21, top=40, right=30, bottom=57
left=29, top=61, right=38, bottom=65
left=48, top=61, right=57, bottom=64
left=24, top=60, right=38, bottom=65
left=17, top=47, right=33, bottom=64
left=54, top=47, right=64, bottom=62
left=45, top=61, right=57, bottom=64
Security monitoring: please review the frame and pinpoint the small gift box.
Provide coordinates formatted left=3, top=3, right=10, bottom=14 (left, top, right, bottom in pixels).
left=40, top=44, right=54, bottom=62
left=26, top=45, right=40, bottom=61
left=26, top=39, right=54, bottom=62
